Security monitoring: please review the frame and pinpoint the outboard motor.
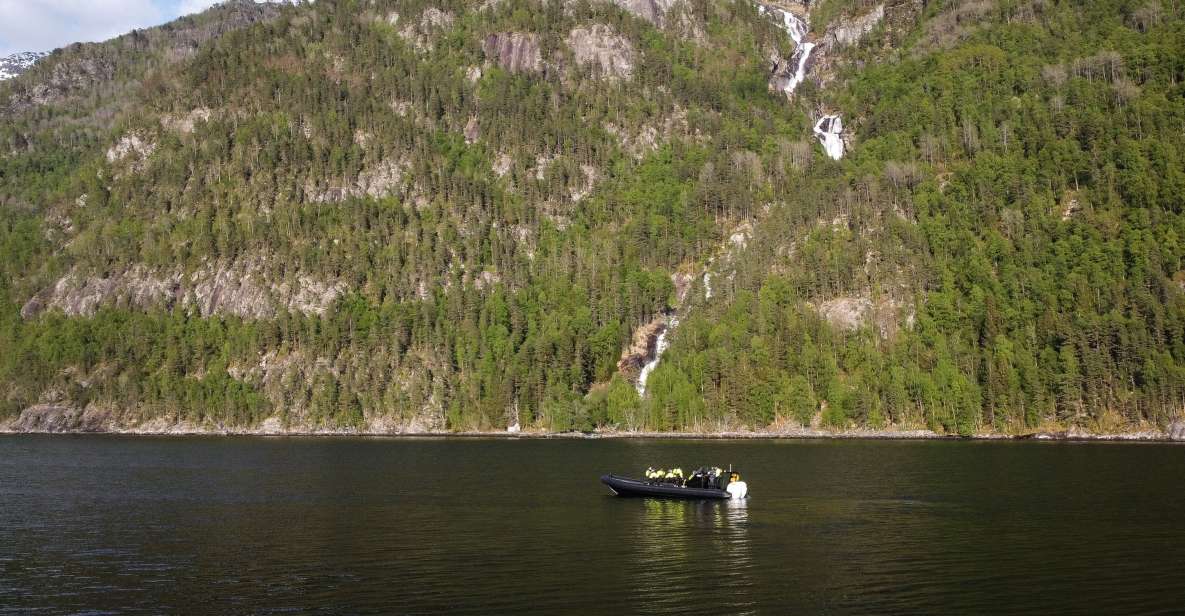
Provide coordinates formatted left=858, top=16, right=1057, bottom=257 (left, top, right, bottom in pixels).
left=725, top=472, right=748, bottom=499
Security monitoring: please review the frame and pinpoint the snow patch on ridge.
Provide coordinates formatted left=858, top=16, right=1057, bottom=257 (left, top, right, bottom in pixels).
left=0, top=51, right=47, bottom=81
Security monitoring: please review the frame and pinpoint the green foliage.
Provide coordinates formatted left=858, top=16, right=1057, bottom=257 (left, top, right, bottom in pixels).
left=1, top=0, right=1183, bottom=435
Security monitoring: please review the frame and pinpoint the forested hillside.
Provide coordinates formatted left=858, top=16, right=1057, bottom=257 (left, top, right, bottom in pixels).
left=1, top=0, right=1183, bottom=435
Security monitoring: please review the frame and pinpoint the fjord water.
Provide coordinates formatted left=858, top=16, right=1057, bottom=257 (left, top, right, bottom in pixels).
left=2, top=437, right=1183, bottom=614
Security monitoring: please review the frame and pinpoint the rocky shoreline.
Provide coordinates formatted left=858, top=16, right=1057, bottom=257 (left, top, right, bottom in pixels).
left=4, top=403, right=1182, bottom=441
left=2, top=421, right=1182, bottom=444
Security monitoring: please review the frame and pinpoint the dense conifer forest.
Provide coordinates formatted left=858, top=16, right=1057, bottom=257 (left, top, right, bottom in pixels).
left=1, top=0, right=1183, bottom=434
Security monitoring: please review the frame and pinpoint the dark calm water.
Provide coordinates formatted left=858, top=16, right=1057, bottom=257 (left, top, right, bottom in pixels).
left=2, top=437, right=1184, bottom=614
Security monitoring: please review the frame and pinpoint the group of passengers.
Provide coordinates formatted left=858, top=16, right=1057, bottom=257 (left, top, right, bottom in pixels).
left=644, top=467, right=684, bottom=484
left=643, top=466, right=731, bottom=489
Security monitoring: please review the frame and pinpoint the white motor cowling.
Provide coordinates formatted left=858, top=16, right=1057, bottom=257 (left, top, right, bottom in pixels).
left=726, top=481, right=748, bottom=499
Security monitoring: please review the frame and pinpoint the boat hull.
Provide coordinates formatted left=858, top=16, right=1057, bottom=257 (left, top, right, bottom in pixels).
left=600, top=474, right=732, bottom=499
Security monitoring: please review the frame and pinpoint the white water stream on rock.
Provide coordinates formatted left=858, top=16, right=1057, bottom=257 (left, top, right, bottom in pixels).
left=759, top=4, right=815, bottom=97
left=759, top=2, right=846, bottom=160
left=636, top=314, right=678, bottom=395
left=636, top=2, right=846, bottom=398
left=814, top=114, right=844, bottom=159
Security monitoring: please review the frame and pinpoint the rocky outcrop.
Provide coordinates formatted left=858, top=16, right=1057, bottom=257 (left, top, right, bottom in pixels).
left=4, top=55, right=115, bottom=112
left=387, top=8, right=455, bottom=51
left=604, top=0, right=678, bottom=26
left=464, top=117, right=481, bottom=144
left=188, top=264, right=346, bottom=319
left=814, top=294, right=914, bottom=338
left=106, top=131, right=157, bottom=165
left=482, top=33, right=544, bottom=73
left=1169, top=419, right=1185, bottom=441
left=600, top=0, right=704, bottom=40
left=822, top=4, right=884, bottom=48
left=160, top=107, right=213, bottom=134
left=566, top=25, right=636, bottom=80
left=604, top=105, right=692, bottom=159
left=618, top=315, right=668, bottom=374
left=22, top=266, right=179, bottom=319
left=305, top=157, right=406, bottom=202
left=21, top=260, right=346, bottom=320
left=9, top=404, right=114, bottom=433
left=4, top=0, right=281, bottom=113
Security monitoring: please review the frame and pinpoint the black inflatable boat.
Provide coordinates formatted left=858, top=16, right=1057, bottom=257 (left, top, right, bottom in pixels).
left=601, top=469, right=748, bottom=500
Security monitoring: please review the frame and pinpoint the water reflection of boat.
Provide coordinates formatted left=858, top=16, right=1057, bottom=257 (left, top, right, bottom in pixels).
left=626, top=494, right=755, bottom=611
left=601, top=467, right=749, bottom=500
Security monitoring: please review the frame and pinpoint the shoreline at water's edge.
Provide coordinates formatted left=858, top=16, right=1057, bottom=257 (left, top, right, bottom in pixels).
left=1, top=424, right=1180, bottom=442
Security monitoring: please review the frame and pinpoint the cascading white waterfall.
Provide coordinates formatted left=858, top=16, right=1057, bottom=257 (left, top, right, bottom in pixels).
left=637, top=4, right=846, bottom=398
left=759, top=5, right=816, bottom=97
left=636, top=315, right=679, bottom=396
left=787, top=42, right=816, bottom=95
left=813, top=115, right=844, bottom=160
left=759, top=2, right=846, bottom=160
left=758, top=4, right=807, bottom=44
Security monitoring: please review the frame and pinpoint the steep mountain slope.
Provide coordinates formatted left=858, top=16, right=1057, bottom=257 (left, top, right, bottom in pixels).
left=1, top=0, right=1183, bottom=436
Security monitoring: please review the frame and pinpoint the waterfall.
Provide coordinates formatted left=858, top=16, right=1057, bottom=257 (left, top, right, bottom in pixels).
left=759, top=5, right=815, bottom=96
left=703, top=272, right=713, bottom=299
left=637, top=314, right=679, bottom=396
left=813, top=115, right=844, bottom=160
left=758, top=4, right=807, bottom=44
left=759, top=2, right=847, bottom=160
left=785, top=42, right=816, bottom=95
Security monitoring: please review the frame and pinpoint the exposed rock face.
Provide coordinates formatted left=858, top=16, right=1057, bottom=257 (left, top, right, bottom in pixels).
left=21, top=260, right=346, bottom=320
left=483, top=32, right=543, bottom=73
left=600, top=0, right=703, bottom=40
left=160, top=107, right=213, bottom=133
left=22, top=266, right=179, bottom=319
left=419, top=7, right=454, bottom=29
left=604, top=105, right=692, bottom=159
left=817, top=296, right=872, bottom=331
left=4, top=55, right=115, bottom=112
left=604, top=0, right=677, bottom=27
left=106, top=132, right=157, bottom=164
left=492, top=152, right=513, bottom=177
left=823, top=4, right=884, bottom=48
left=389, top=8, right=456, bottom=51
left=10, top=404, right=113, bottom=433
left=808, top=4, right=886, bottom=88
left=188, top=264, right=347, bottom=319
left=464, top=116, right=481, bottom=144
left=618, top=315, right=668, bottom=374
left=814, top=295, right=913, bottom=338
left=305, top=157, right=406, bottom=202
left=566, top=25, right=636, bottom=80
left=1169, top=419, right=1185, bottom=441
left=4, top=0, right=281, bottom=113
